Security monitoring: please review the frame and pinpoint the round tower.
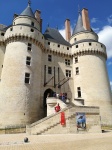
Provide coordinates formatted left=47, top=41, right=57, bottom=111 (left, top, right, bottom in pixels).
left=0, top=3, right=44, bottom=128
left=70, top=9, right=112, bottom=126
left=0, top=25, right=6, bottom=79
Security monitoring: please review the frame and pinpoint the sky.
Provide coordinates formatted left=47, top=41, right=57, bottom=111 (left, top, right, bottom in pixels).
left=0, top=0, right=112, bottom=89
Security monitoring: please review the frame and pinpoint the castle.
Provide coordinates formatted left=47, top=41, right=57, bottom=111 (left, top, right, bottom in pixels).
left=0, top=2, right=112, bottom=133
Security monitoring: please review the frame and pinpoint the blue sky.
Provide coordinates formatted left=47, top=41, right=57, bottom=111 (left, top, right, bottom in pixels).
left=0, top=0, right=112, bottom=89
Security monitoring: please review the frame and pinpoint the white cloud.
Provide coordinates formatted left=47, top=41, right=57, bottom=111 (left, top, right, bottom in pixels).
left=108, top=61, right=112, bottom=66
left=92, top=27, right=100, bottom=33
left=91, top=18, right=98, bottom=23
left=98, top=26, right=112, bottom=59
left=107, top=15, right=112, bottom=24
left=59, top=28, right=65, bottom=39
left=59, top=27, right=73, bottom=39
left=110, top=81, right=112, bottom=90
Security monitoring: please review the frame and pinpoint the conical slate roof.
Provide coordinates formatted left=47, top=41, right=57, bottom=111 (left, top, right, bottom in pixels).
left=72, top=13, right=85, bottom=35
left=44, top=27, right=71, bottom=46
left=20, top=4, right=35, bottom=18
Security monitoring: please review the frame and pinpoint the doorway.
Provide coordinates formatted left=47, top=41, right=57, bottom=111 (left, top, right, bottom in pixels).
left=43, top=88, right=54, bottom=117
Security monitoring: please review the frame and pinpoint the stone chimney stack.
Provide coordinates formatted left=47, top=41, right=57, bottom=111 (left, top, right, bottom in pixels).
left=35, top=10, right=42, bottom=32
left=82, top=8, right=91, bottom=31
left=65, top=19, right=71, bottom=42
left=35, top=10, right=41, bottom=23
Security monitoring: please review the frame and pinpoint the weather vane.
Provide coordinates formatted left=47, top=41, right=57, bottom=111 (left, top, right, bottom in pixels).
left=28, top=0, right=31, bottom=6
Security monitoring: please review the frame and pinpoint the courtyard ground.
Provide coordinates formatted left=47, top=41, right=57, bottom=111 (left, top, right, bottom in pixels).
left=0, top=131, right=112, bottom=150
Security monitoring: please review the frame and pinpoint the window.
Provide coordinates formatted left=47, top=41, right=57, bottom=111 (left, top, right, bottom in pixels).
left=48, top=42, right=50, bottom=45
left=74, top=38, right=77, bottom=42
left=75, top=57, right=78, bottom=63
left=76, top=67, right=79, bottom=75
left=66, top=70, right=71, bottom=77
left=65, top=59, right=70, bottom=66
left=67, top=47, right=69, bottom=50
left=26, top=56, right=31, bottom=66
left=27, top=43, right=32, bottom=51
left=76, top=45, right=78, bottom=48
left=89, top=43, right=92, bottom=46
left=31, top=22, right=34, bottom=26
left=101, top=44, right=103, bottom=47
left=31, top=28, right=34, bottom=32
left=48, top=55, right=52, bottom=62
left=10, top=28, right=13, bottom=31
left=58, top=44, right=60, bottom=48
left=25, top=73, right=30, bottom=84
left=77, top=87, right=81, bottom=98
left=48, top=66, right=52, bottom=74
left=1, top=33, right=4, bottom=36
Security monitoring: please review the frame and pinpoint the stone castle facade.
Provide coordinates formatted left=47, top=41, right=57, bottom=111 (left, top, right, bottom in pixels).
left=0, top=3, right=112, bottom=130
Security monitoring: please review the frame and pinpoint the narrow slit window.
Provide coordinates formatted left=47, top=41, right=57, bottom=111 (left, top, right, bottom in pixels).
left=25, top=73, right=30, bottom=84
left=77, top=87, right=81, bottom=98
left=74, top=38, right=77, bottom=42
left=31, top=22, right=34, bottom=26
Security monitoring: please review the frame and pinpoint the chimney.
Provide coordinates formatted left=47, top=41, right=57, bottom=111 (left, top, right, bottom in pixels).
left=65, top=19, right=71, bottom=42
left=35, top=10, right=42, bottom=32
left=35, top=10, right=41, bottom=23
left=82, top=8, right=91, bottom=31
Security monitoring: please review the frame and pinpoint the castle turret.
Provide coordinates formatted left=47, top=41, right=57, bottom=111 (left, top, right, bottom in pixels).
left=70, top=8, right=112, bottom=125
left=0, top=25, right=6, bottom=79
left=0, top=3, right=44, bottom=128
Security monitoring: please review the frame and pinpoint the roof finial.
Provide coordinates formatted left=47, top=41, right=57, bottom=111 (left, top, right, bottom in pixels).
left=78, top=4, right=81, bottom=14
left=28, top=0, right=31, bottom=6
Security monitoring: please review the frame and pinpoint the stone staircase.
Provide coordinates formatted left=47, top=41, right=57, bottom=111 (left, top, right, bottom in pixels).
left=26, top=106, right=77, bottom=135
left=26, top=104, right=101, bottom=135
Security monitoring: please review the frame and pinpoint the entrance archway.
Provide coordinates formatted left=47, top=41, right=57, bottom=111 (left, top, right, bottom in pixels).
left=43, top=89, right=54, bottom=117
